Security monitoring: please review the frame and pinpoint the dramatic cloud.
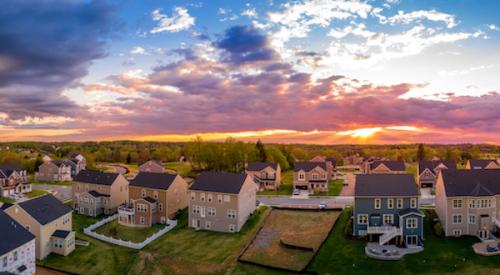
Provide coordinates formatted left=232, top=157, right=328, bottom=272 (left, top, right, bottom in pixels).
left=0, top=0, right=116, bottom=122
left=150, top=7, right=195, bottom=33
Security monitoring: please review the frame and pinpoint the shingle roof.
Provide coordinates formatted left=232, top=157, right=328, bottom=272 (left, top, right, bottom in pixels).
left=144, top=197, right=157, bottom=204
left=441, top=169, right=500, bottom=197
left=52, top=230, right=71, bottom=239
left=370, top=160, right=405, bottom=172
left=418, top=160, right=456, bottom=175
left=0, top=210, right=35, bottom=255
left=246, top=162, right=278, bottom=171
left=468, top=159, right=499, bottom=169
left=0, top=203, right=13, bottom=210
left=0, top=164, right=22, bottom=178
left=190, top=172, right=249, bottom=194
left=294, top=162, right=327, bottom=172
left=73, top=170, right=120, bottom=185
left=355, top=174, right=418, bottom=196
left=51, top=160, right=68, bottom=168
left=18, top=194, right=72, bottom=225
left=130, top=172, right=177, bottom=190
left=87, top=190, right=110, bottom=198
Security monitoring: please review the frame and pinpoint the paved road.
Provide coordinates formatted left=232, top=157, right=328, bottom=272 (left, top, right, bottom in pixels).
left=257, top=196, right=354, bottom=208
left=32, top=184, right=73, bottom=201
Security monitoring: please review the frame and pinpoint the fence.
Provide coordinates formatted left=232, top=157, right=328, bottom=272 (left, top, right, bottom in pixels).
left=83, top=214, right=177, bottom=249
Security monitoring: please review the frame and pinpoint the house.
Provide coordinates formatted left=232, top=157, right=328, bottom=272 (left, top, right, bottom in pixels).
left=118, top=172, right=188, bottom=227
left=42, top=155, right=52, bottom=163
left=364, top=160, right=405, bottom=174
left=353, top=174, right=424, bottom=247
left=0, top=210, right=36, bottom=275
left=139, top=160, right=165, bottom=173
left=417, top=160, right=456, bottom=188
left=293, top=162, right=328, bottom=194
left=4, top=195, right=75, bottom=259
left=344, top=154, right=365, bottom=166
left=0, top=164, right=31, bottom=198
left=245, top=162, right=281, bottom=191
left=435, top=169, right=500, bottom=240
left=66, top=154, right=87, bottom=177
left=465, top=159, right=499, bottom=170
left=72, top=170, right=129, bottom=216
left=188, top=172, right=256, bottom=233
left=310, top=156, right=337, bottom=180
left=35, top=160, right=72, bottom=182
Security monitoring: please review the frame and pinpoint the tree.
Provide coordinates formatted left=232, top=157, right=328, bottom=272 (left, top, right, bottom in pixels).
left=126, top=153, right=131, bottom=164
left=416, top=144, right=425, bottom=161
left=256, top=139, right=267, bottom=162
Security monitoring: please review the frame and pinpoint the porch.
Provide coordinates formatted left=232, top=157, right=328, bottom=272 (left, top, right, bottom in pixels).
left=365, top=242, right=423, bottom=260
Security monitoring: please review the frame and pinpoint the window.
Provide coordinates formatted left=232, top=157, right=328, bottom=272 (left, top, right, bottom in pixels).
left=223, top=195, right=230, bottom=202
left=406, top=218, right=417, bottom=229
left=452, top=199, right=462, bottom=209
left=374, top=199, right=381, bottom=209
left=453, top=229, right=461, bottom=237
left=137, top=203, right=147, bottom=213
left=357, top=214, right=368, bottom=225
left=141, top=189, right=146, bottom=197
left=397, top=199, right=403, bottom=209
left=159, top=203, right=163, bottom=212
left=140, top=217, right=145, bottom=224
left=154, top=191, right=158, bottom=199
left=207, top=194, right=213, bottom=202
left=227, top=209, right=237, bottom=219
left=229, top=224, right=236, bottom=232
left=410, top=198, right=417, bottom=208
left=120, top=186, right=123, bottom=192
left=13, top=251, right=18, bottom=261
left=208, top=207, right=216, bottom=216
left=200, top=193, right=205, bottom=202
left=452, top=214, right=462, bottom=224
left=217, top=195, right=223, bottom=203
left=469, top=199, right=475, bottom=209
left=312, top=173, right=319, bottom=180
left=298, top=172, right=305, bottom=180
left=192, top=205, right=200, bottom=214
left=205, top=221, right=211, bottom=229
left=468, top=214, right=476, bottom=224
left=2, top=257, right=6, bottom=267
left=387, top=199, right=394, bottom=209
left=191, top=192, right=196, bottom=201
left=383, top=214, right=394, bottom=225
left=406, top=235, right=418, bottom=246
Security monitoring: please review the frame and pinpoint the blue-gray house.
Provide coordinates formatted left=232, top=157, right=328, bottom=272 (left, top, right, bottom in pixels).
left=353, top=174, right=424, bottom=247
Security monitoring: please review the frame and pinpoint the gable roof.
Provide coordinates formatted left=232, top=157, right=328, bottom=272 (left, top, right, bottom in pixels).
left=441, top=169, right=500, bottom=197
left=294, top=162, right=327, bottom=172
left=355, top=174, right=418, bottom=197
left=130, top=172, right=178, bottom=190
left=50, top=160, right=69, bottom=168
left=73, top=170, right=120, bottom=185
left=246, top=162, right=278, bottom=172
left=0, top=164, right=22, bottom=178
left=418, top=160, right=456, bottom=175
left=370, top=160, right=405, bottom=172
left=0, top=210, right=35, bottom=255
left=18, top=194, right=72, bottom=225
left=468, top=159, right=499, bottom=169
left=190, top=172, right=249, bottom=194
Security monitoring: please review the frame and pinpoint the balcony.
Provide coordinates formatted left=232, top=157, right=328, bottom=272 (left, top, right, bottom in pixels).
left=367, top=225, right=402, bottom=235
left=118, top=205, right=134, bottom=215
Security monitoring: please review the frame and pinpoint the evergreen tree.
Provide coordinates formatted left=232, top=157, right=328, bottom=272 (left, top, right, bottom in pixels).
left=417, top=144, right=425, bottom=161
left=126, top=152, right=131, bottom=164
left=256, top=139, right=267, bottom=162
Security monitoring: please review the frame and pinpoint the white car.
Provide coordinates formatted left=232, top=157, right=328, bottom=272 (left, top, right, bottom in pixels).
left=293, top=189, right=301, bottom=196
left=319, top=201, right=327, bottom=209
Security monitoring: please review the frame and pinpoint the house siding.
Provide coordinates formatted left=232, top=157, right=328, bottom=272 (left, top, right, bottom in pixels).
left=0, top=239, right=35, bottom=275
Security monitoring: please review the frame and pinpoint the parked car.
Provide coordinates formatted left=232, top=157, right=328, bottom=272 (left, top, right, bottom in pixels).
left=293, top=189, right=301, bottom=196
left=343, top=179, right=348, bottom=186
left=319, top=201, right=327, bottom=209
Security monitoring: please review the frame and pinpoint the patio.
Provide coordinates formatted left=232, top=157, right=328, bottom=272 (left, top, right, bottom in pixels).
left=365, top=242, right=423, bottom=260
left=472, top=239, right=500, bottom=256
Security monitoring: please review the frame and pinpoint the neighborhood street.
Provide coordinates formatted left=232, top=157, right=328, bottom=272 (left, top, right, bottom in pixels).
left=32, top=184, right=73, bottom=202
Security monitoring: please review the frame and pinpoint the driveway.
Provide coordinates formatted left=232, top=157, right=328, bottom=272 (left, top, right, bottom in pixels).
left=340, top=173, right=356, bottom=196
left=32, top=184, right=73, bottom=202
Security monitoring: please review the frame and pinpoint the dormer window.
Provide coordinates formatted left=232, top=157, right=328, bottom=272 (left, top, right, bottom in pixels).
left=298, top=172, right=305, bottom=180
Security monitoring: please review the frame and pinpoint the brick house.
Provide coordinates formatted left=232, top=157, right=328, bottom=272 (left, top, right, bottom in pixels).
left=245, top=162, right=281, bottom=191
left=293, top=162, right=328, bottom=194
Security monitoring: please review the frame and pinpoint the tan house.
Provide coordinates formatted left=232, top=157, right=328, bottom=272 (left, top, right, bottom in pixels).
left=364, top=160, right=405, bottom=174
left=4, top=194, right=75, bottom=260
left=417, top=160, right=456, bottom=188
left=72, top=170, right=129, bottom=216
left=139, top=160, right=165, bottom=173
left=310, top=156, right=337, bottom=180
left=35, top=160, right=72, bottom=182
left=344, top=154, right=365, bottom=166
left=0, top=164, right=31, bottom=198
left=435, top=169, right=500, bottom=240
left=189, top=172, right=257, bottom=233
left=293, top=162, right=328, bottom=194
left=245, top=162, right=281, bottom=191
left=465, top=159, right=499, bottom=170
left=118, top=172, right=188, bottom=227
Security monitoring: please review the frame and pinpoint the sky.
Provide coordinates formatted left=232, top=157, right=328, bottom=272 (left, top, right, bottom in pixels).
left=0, top=0, right=499, bottom=144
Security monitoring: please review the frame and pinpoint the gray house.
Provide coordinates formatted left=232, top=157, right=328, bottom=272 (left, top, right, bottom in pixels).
left=417, top=160, right=456, bottom=188
left=353, top=174, right=424, bottom=247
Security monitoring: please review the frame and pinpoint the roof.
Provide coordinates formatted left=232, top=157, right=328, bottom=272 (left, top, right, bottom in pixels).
left=0, top=210, right=35, bottom=255
left=130, top=172, right=177, bottom=190
left=190, top=172, right=249, bottom=194
left=87, top=190, right=110, bottom=198
left=294, top=162, right=327, bottom=172
left=51, top=160, right=68, bottom=167
left=73, top=170, right=120, bottom=185
left=0, top=164, right=22, bottom=178
left=52, top=230, right=71, bottom=239
left=144, top=197, right=157, bottom=204
left=18, top=194, right=72, bottom=225
left=468, top=159, right=498, bottom=169
left=0, top=203, right=13, bottom=210
left=399, top=208, right=424, bottom=217
left=418, top=160, right=456, bottom=175
left=441, top=169, right=500, bottom=197
left=246, top=162, right=277, bottom=171
left=370, top=160, right=405, bottom=171
left=355, top=174, right=418, bottom=197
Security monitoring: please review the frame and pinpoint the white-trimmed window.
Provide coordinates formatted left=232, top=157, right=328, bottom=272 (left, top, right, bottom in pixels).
left=207, top=194, right=213, bottom=202
left=227, top=209, right=237, bottom=219
left=383, top=214, right=394, bottom=225
left=192, top=205, right=200, bottom=214
left=469, top=199, right=475, bottom=209
left=229, top=224, right=236, bottom=232
left=468, top=214, right=476, bottom=224
left=374, top=199, right=381, bottom=209
left=140, top=217, right=145, bottom=224
left=200, top=193, right=205, bottom=202
left=312, top=173, right=319, bottom=180
left=159, top=203, right=163, bottom=212
left=223, top=195, right=230, bottom=202
left=452, top=214, right=462, bottom=224
left=141, top=189, right=146, bottom=197
left=137, top=203, right=147, bottom=212
left=208, top=207, right=216, bottom=216
left=190, top=192, right=196, bottom=201
left=406, top=218, right=417, bottom=229
left=452, top=199, right=462, bottom=209
left=298, top=172, right=305, bottom=180
left=410, top=198, right=417, bottom=208
left=205, top=221, right=211, bottom=229
left=453, top=229, right=461, bottom=237
left=357, top=214, right=368, bottom=225
left=217, top=195, right=223, bottom=203
left=397, top=199, right=403, bottom=209
left=387, top=199, right=394, bottom=209
left=154, top=191, right=158, bottom=199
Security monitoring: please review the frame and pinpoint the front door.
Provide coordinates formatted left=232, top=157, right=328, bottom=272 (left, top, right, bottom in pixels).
left=200, top=206, right=206, bottom=218
left=479, top=230, right=489, bottom=239
left=406, top=235, right=418, bottom=246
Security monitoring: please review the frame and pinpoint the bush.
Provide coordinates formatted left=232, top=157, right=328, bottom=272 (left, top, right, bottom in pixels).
left=343, top=208, right=353, bottom=238
left=433, top=222, right=443, bottom=237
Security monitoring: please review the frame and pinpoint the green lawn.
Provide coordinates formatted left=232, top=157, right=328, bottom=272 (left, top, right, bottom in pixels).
left=25, top=189, right=48, bottom=198
left=307, top=209, right=500, bottom=275
left=0, top=197, right=14, bottom=203
left=405, top=162, right=418, bottom=181
left=312, top=179, right=343, bottom=196
left=94, top=220, right=165, bottom=243
left=257, top=170, right=293, bottom=196
left=164, top=161, right=196, bottom=178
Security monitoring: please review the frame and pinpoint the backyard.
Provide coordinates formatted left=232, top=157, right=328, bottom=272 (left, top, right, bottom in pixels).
left=94, top=220, right=165, bottom=243
left=240, top=209, right=340, bottom=271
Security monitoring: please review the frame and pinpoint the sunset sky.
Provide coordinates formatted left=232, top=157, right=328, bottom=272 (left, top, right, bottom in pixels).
left=0, top=0, right=499, bottom=144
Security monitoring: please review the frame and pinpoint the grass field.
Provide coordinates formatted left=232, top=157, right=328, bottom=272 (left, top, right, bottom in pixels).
left=257, top=170, right=293, bottom=196
left=312, top=179, right=343, bottom=196
left=240, top=210, right=340, bottom=271
left=94, top=220, right=165, bottom=243
left=0, top=197, right=14, bottom=203
left=307, top=209, right=500, bottom=275
left=25, top=189, right=48, bottom=198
